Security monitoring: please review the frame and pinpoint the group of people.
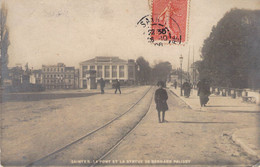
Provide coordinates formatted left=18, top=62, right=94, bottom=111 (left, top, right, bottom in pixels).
left=155, top=79, right=211, bottom=123
left=99, top=78, right=210, bottom=123
left=99, top=78, right=121, bottom=94
left=173, top=79, right=193, bottom=98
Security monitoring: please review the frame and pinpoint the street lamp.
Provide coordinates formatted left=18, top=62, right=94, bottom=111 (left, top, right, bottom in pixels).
left=179, top=55, right=183, bottom=96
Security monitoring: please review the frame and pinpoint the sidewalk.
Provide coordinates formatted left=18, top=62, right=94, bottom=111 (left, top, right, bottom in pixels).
left=169, top=85, right=260, bottom=163
left=169, top=86, right=259, bottom=112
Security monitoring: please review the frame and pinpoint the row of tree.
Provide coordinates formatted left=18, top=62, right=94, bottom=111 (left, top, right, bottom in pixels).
left=1, top=3, right=10, bottom=85
left=136, top=57, right=172, bottom=85
left=197, top=9, right=260, bottom=89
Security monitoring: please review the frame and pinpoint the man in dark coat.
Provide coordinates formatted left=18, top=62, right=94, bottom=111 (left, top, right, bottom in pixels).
left=155, top=81, right=168, bottom=123
left=114, top=79, right=121, bottom=94
left=183, top=80, right=191, bottom=98
left=174, top=80, right=177, bottom=89
left=100, top=78, right=105, bottom=94
left=197, top=79, right=210, bottom=107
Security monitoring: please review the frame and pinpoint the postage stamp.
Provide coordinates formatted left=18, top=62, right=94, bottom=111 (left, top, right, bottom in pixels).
left=151, top=0, right=189, bottom=44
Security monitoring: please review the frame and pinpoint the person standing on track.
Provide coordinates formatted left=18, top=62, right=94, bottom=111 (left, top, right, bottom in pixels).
left=114, top=79, right=121, bottom=94
left=155, top=81, right=169, bottom=123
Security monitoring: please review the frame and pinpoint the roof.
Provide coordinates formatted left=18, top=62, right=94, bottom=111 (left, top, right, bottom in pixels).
left=80, top=56, right=128, bottom=64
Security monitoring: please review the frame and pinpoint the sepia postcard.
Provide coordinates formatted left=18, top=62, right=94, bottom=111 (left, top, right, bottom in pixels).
left=1, top=0, right=260, bottom=166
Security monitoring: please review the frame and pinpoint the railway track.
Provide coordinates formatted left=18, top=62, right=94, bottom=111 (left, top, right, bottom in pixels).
left=26, top=86, right=154, bottom=166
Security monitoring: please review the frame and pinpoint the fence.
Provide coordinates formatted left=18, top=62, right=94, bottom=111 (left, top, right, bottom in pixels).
left=210, top=87, right=260, bottom=105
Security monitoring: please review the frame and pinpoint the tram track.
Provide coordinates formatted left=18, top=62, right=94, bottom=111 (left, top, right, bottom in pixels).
left=90, top=88, right=155, bottom=167
left=25, top=86, right=153, bottom=166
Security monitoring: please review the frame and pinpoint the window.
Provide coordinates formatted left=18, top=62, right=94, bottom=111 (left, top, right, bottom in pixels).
left=83, top=66, right=88, bottom=71
left=105, top=66, right=110, bottom=78
left=112, top=66, right=117, bottom=78
left=97, top=66, right=102, bottom=78
left=90, top=66, right=95, bottom=70
left=119, top=66, right=124, bottom=78
left=61, top=68, right=64, bottom=72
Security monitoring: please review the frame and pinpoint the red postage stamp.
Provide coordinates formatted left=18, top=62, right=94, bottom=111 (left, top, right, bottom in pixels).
left=152, top=0, right=189, bottom=44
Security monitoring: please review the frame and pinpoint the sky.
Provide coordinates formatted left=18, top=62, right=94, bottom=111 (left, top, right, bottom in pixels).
left=4, top=0, right=260, bottom=70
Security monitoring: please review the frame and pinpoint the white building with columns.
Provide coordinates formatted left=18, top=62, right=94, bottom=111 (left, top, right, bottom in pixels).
left=79, top=57, right=136, bottom=88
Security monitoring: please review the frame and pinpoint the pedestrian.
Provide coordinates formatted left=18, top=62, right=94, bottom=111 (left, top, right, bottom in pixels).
left=174, top=80, right=177, bottom=89
left=100, top=78, right=105, bottom=94
left=114, top=79, right=121, bottom=94
left=197, top=79, right=211, bottom=107
left=155, top=81, right=168, bottom=123
left=183, top=80, right=191, bottom=98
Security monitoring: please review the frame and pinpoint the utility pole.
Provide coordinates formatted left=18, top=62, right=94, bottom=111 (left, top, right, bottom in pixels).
left=179, top=55, right=183, bottom=96
left=188, top=46, right=190, bottom=81
left=193, top=45, right=195, bottom=88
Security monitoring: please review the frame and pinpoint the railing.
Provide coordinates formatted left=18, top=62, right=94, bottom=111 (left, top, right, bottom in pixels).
left=210, top=87, right=260, bottom=105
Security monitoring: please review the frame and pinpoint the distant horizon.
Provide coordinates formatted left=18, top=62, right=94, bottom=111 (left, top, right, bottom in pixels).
left=9, top=55, right=181, bottom=70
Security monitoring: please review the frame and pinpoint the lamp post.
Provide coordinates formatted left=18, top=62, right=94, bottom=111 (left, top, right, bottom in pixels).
left=179, top=55, right=183, bottom=96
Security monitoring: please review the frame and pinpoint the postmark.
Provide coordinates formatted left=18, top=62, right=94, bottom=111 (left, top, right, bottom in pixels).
left=137, top=0, right=189, bottom=46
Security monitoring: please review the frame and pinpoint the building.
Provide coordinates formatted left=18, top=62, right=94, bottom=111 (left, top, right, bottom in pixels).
left=79, top=57, right=136, bottom=88
left=42, top=63, right=78, bottom=89
left=30, top=69, right=42, bottom=84
left=8, top=65, right=24, bottom=86
left=74, top=69, right=80, bottom=89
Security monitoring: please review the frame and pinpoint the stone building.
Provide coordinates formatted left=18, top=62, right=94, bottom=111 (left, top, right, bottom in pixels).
left=42, top=63, right=78, bottom=89
left=79, top=57, right=136, bottom=88
left=30, top=70, right=42, bottom=84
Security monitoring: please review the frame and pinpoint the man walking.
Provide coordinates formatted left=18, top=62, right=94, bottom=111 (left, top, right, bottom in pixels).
left=197, top=79, right=211, bottom=107
left=100, top=78, right=105, bottom=94
left=174, top=80, right=177, bottom=89
left=114, top=79, right=121, bottom=94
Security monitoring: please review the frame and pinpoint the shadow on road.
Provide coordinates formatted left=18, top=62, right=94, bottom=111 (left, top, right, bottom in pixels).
left=1, top=92, right=99, bottom=102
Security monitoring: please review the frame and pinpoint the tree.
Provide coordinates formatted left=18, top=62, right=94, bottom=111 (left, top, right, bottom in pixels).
left=136, top=57, right=152, bottom=85
left=152, top=61, right=172, bottom=83
left=200, top=9, right=260, bottom=88
left=0, top=2, right=10, bottom=85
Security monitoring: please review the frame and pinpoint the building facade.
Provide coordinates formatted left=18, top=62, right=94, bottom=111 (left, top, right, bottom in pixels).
left=8, top=66, right=24, bottom=86
left=30, top=70, right=42, bottom=84
left=79, top=57, right=136, bottom=88
left=42, top=63, right=78, bottom=89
